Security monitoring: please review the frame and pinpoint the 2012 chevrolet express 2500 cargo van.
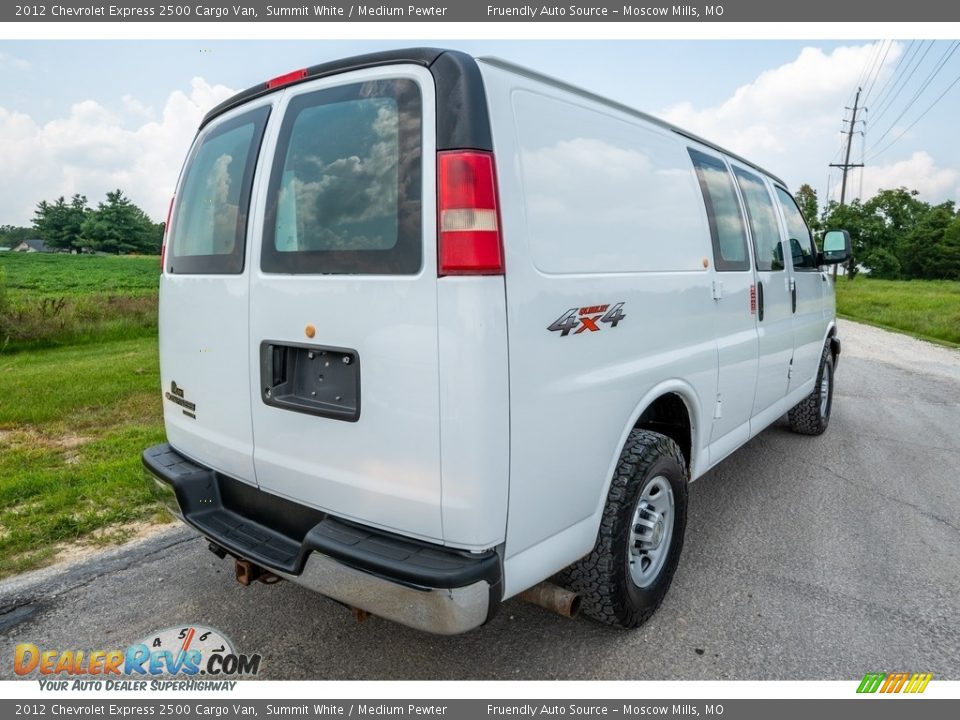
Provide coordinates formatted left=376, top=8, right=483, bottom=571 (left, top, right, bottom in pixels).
left=143, top=48, right=851, bottom=634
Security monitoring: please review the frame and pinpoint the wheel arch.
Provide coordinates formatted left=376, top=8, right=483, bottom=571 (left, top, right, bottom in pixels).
left=593, top=381, right=702, bottom=525
left=823, top=320, right=841, bottom=368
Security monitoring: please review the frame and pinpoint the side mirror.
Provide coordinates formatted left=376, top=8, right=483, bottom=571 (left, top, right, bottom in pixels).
left=820, top=230, right=851, bottom=265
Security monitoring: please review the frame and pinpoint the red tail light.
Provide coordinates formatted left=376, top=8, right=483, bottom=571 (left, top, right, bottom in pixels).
left=437, top=150, right=504, bottom=276
left=160, top=195, right=174, bottom=271
left=266, top=68, right=308, bottom=90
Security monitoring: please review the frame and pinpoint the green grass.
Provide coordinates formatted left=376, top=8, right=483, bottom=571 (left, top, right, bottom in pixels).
left=0, top=252, right=160, bottom=297
left=0, top=253, right=159, bottom=351
left=0, top=336, right=168, bottom=578
left=835, top=276, right=960, bottom=347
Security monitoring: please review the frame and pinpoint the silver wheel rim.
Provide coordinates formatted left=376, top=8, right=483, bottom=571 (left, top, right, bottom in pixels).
left=628, top=475, right=675, bottom=588
left=819, top=363, right=831, bottom=418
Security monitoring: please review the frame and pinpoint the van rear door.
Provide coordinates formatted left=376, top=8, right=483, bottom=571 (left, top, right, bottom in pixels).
left=160, top=101, right=271, bottom=484
left=246, top=67, right=445, bottom=542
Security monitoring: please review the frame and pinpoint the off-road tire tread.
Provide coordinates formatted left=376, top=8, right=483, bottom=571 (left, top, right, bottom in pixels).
left=787, top=344, right=834, bottom=436
left=557, top=429, right=688, bottom=628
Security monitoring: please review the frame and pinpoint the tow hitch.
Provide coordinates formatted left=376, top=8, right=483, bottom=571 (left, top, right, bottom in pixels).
left=233, top=558, right=281, bottom=586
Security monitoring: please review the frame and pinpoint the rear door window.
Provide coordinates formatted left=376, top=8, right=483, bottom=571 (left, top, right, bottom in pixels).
left=262, top=78, right=422, bottom=275
left=688, top=149, right=750, bottom=272
left=168, top=105, right=269, bottom=274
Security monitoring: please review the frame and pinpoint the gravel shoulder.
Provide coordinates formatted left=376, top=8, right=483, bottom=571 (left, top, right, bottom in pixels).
left=838, top=318, right=960, bottom=383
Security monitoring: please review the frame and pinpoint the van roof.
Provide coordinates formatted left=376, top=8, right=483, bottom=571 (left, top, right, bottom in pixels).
left=201, top=47, right=786, bottom=188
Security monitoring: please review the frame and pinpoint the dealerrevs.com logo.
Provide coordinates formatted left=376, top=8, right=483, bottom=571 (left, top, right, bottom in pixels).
left=14, top=625, right=261, bottom=691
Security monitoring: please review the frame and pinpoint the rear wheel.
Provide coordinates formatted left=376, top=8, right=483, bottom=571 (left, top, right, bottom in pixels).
left=560, top=429, right=688, bottom=628
left=788, top=344, right=834, bottom=436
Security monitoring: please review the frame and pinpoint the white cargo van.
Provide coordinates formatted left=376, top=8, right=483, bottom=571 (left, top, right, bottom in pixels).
left=143, top=48, right=851, bottom=634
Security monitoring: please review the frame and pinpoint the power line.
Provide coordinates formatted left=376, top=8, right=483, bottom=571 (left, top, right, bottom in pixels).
left=868, top=40, right=935, bottom=129
left=866, top=41, right=960, bottom=154
left=866, top=39, right=914, bottom=107
left=862, top=40, right=893, bottom=104
left=866, top=71, right=960, bottom=162
left=872, top=40, right=935, bottom=118
left=848, top=40, right=883, bottom=109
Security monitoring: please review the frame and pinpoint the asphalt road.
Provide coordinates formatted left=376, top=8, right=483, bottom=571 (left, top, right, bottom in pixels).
left=2, top=319, right=958, bottom=680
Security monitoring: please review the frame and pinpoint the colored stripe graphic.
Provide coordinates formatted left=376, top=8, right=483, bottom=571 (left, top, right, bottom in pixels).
left=857, top=672, right=932, bottom=694
left=857, top=673, right=886, bottom=693
left=905, top=673, right=933, bottom=693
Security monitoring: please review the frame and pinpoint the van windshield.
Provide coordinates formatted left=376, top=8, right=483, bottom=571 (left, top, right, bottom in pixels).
left=262, top=78, right=423, bottom=275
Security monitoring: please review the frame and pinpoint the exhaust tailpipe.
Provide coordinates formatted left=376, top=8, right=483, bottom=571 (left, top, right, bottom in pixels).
left=519, top=581, right=581, bottom=619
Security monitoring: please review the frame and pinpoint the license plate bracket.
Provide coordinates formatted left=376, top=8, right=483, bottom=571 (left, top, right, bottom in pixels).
left=260, top=341, right=360, bottom=422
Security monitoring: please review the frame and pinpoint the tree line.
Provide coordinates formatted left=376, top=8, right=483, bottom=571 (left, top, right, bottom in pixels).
left=796, top=184, right=960, bottom=281
left=0, top=191, right=163, bottom=255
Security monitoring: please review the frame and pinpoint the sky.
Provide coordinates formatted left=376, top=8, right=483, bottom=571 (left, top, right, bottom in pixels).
left=0, top=39, right=958, bottom=225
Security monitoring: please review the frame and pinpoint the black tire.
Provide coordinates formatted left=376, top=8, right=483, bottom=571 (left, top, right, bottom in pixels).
left=559, top=429, right=688, bottom=628
left=787, top=343, right=834, bottom=436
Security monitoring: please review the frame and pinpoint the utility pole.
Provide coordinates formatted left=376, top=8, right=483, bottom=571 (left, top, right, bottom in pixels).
left=829, top=87, right=865, bottom=278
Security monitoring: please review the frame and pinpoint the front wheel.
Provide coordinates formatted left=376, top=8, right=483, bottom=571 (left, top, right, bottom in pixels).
left=788, top=344, right=834, bottom=436
left=561, top=429, right=688, bottom=628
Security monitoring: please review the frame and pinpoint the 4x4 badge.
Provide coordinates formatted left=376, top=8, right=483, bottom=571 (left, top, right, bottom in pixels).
left=548, top=302, right=626, bottom=337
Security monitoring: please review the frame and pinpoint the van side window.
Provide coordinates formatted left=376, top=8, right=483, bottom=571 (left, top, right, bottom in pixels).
left=733, top=168, right=784, bottom=272
left=775, top=187, right=817, bottom=270
left=262, top=79, right=422, bottom=275
left=168, top=105, right=269, bottom=274
left=688, top=149, right=750, bottom=272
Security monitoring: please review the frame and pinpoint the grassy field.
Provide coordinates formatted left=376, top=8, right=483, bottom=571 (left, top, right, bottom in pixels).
left=0, top=253, right=159, bottom=351
left=0, top=253, right=167, bottom=578
left=0, top=336, right=167, bottom=578
left=835, top=276, right=960, bottom=347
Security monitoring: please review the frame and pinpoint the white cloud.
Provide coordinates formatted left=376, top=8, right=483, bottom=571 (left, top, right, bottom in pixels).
left=855, top=151, right=959, bottom=203
left=662, top=43, right=894, bottom=161
left=0, top=77, right=235, bottom=225
left=0, top=52, right=31, bottom=72
left=655, top=41, right=957, bottom=206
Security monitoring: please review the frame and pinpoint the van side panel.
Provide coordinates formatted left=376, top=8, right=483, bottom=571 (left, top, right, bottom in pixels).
left=479, top=62, right=718, bottom=569
left=437, top=278, right=510, bottom=549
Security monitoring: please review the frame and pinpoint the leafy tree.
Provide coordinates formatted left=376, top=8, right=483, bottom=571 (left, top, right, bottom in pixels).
left=80, top=190, right=160, bottom=255
left=32, top=194, right=89, bottom=250
left=941, top=216, right=960, bottom=281
left=819, top=187, right=960, bottom=280
left=899, top=202, right=959, bottom=280
left=0, top=225, right=34, bottom=248
left=864, top=188, right=928, bottom=240
left=861, top=247, right=901, bottom=279
left=794, top=184, right=821, bottom=236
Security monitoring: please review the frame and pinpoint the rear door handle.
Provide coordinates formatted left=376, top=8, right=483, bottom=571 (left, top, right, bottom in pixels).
left=791, top=281, right=797, bottom=313
left=757, top=281, right=764, bottom=322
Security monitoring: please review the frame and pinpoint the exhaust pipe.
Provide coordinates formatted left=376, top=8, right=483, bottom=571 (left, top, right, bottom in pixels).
left=519, top=581, right=581, bottom=619
left=234, top=558, right=281, bottom=586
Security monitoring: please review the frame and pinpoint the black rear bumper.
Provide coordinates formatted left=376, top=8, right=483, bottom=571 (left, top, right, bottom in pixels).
left=142, top=443, right=502, bottom=633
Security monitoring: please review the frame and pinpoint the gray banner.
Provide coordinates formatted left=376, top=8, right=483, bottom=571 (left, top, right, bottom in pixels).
left=3, top=0, right=960, bottom=22
left=2, top=700, right=958, bottom=719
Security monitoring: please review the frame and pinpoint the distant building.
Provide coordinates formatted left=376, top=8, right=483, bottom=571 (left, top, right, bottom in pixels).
left=12, top=238, right=51, bottom=253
